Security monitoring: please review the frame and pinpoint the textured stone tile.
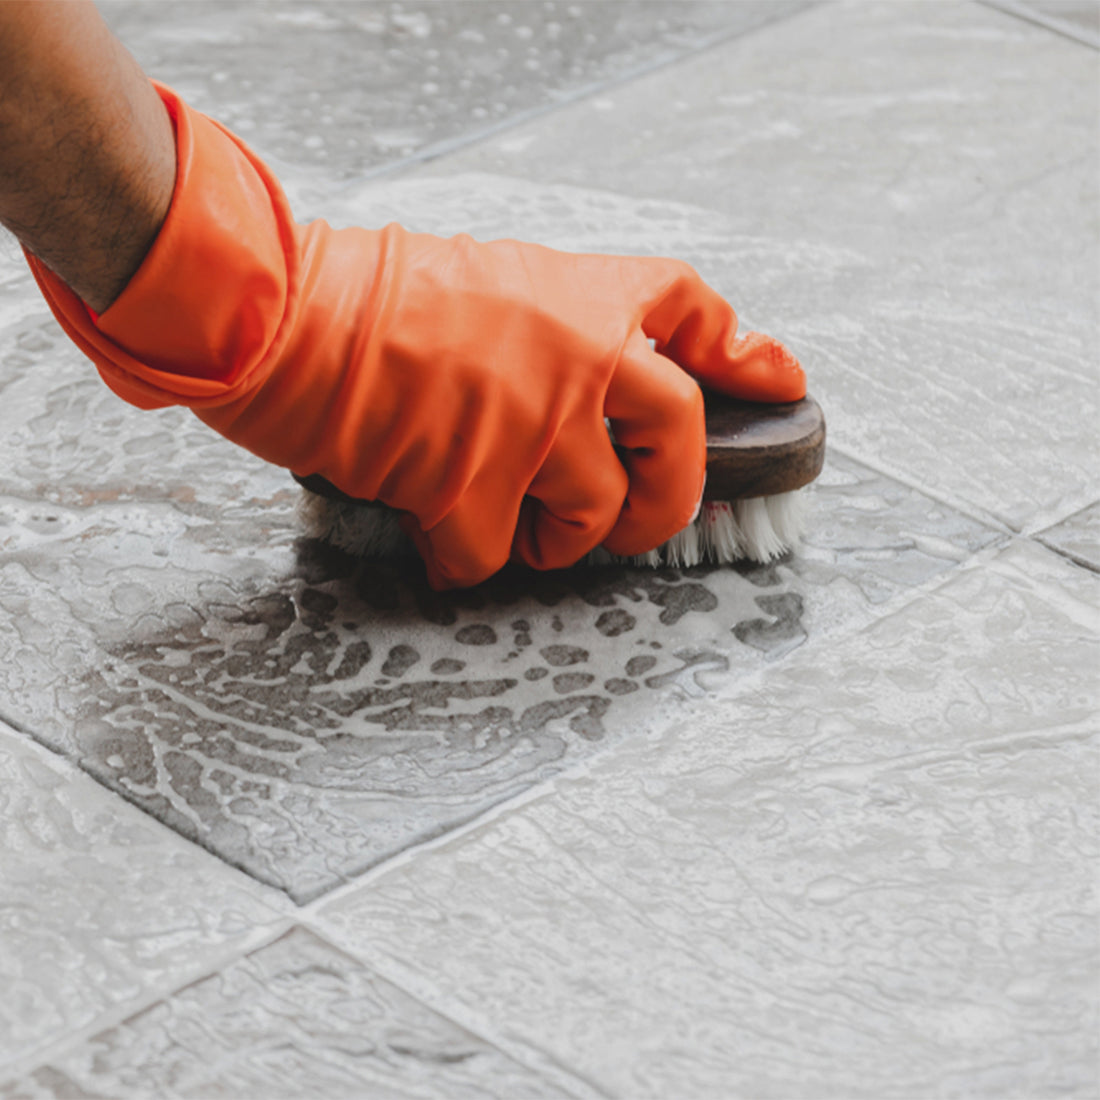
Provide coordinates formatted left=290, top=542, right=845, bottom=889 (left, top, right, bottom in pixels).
left=0, top=449, right=999, bottom=903
left=97, top=0, right=814, bottom=185
left=4, top=928, right=584, bottom=1100
left=317, top=540, right=1100, bottom=1099
left=420, top=0, right=1099, bottom=533
left=0, top=173, right=1002, bottom=902
left=1038, top=500, right=1100, bottom=572
left=0, top=721, right=286, bottom=1072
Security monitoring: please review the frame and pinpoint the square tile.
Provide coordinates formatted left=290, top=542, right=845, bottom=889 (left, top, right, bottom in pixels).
left=317, top=541, right=1100, bottom=1098
left=0, top=722, right=286, bottom=1072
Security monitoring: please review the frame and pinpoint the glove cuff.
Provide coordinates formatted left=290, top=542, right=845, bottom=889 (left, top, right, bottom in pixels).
left=26, top=82, right=301, bottom=410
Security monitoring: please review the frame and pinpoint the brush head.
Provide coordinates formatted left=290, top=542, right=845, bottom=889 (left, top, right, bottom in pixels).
left=293, top=392, right=826, bottom=568
left=702, top=392, right=825, bottom=500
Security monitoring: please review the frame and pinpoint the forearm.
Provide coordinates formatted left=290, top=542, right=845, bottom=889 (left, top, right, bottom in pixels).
left=0, top=0, right=174, bottom=312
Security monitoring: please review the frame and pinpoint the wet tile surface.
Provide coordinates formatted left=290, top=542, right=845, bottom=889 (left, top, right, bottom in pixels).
left=0, top=721, right=287, bottom=1071
left=317, top=540, right=1100, bottom=1099
left=0, top=452, right=1000, bottom=902
left=3, top=927, right=584, bottom=1099
left=425, top=0, right=1099, bottom=534
left=1, top=0, right=1096, bottom=1093
left=1039, top=500, right=1100, bottom=572
left=98, top=0, right=814, bottom=184
left=0, top=174, right=1002, bottom=902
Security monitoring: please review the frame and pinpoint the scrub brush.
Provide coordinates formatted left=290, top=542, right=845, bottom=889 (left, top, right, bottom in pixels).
left=293, top=391, right=825, bottom=569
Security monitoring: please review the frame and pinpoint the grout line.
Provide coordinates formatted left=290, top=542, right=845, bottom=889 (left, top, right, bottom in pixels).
left=977, top=0, right=1100, bottom=48
left=78, top=751, right=296, bottom=897
left=0, top=715, right=299, bottom=912
left=0, top=919, right=297, bottom=1083
left=296, top=919, right=613, bottom=1100
left=327, top=1, right=824, bottom=193
left=825, top=444, right=1098, bottom=560
left=297, top=767, right=572, bottom=913
left=824, top=440, right=1015, bottom=536
left=3, top=912, right=607, bottom=1100
left=1035, top=535, right=1100, bottom=575
left=0, top=706, right=39, bottom=741
left=1023, top=495, right=1100, bottom=539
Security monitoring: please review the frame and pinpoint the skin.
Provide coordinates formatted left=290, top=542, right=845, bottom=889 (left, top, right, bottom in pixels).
left=0, top=0, right=175, bottom=312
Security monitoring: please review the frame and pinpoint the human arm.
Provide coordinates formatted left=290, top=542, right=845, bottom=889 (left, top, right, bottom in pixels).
left=0, top=0, right=174, bottom=312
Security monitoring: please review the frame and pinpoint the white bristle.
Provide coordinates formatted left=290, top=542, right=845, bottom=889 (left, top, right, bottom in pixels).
left=736, top=497, right=787, bottom=562
left=699, top=500, right=743, bottom=562
left=629, top=547, right=663, bottom=568
left=765, top=492, right=807, bottom=550
left=297, top=489, right=810, bottom=568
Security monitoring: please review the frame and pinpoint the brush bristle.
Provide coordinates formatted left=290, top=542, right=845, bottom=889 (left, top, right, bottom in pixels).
left=297, top=493, right=412, bottom=557
left=297, top=491, right=809, bottom=567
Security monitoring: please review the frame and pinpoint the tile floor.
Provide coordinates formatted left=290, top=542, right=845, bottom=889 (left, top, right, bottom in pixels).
left=0, top=1, right=1096, bottom=1096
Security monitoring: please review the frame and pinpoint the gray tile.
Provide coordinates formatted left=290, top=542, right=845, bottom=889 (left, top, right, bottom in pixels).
left=0, top=257, right=999, bottom=902
left=0, top=433, right=999, bottom=902
left=418, top=1, right=1099, bottom=533
left=97, top=0, right=815, bottom=185
left=317, top=540, right=1100, bottom=1098
left=5, top=928, right=582, bottom=1100
left=1039, top=501, right=1100, bottom=572
left=0, top=721, right=286, bottom=1071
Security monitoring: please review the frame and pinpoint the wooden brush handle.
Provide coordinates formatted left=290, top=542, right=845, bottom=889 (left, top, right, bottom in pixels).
left=294, top=393, right=826, bottom=505
left=702, top=391, right=826, bottom=501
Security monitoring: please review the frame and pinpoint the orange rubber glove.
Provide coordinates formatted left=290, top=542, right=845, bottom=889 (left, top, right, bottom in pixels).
left=27, top=84, right=805, bottom=589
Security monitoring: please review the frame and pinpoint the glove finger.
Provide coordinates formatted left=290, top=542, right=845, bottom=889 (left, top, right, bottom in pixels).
left=399, top=486, right=517, bottom=590
left=601, top=332, right=706, bottom=558
left=637, top=259, right=806, bottom=403
left=512, top=417, right=628, bottom=571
